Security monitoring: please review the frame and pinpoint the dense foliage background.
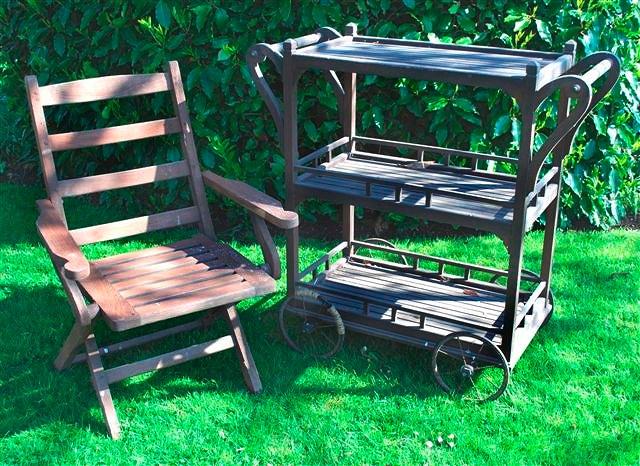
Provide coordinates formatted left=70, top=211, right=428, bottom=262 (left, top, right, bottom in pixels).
left=1, top=0, right=638, bottom=229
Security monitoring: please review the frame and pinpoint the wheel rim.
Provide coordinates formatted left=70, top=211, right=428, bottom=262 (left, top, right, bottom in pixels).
left=278, top=293, right=344, bottom=359
left=432, top=331, right=509, bottom=402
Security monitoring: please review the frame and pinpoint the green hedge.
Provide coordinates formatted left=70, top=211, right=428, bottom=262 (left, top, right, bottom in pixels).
left=1, top=0, right=638, bottom=228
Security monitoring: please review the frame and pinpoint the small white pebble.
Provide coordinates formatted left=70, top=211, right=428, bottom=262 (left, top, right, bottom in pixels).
left=426, top=440, right=434, bottom=449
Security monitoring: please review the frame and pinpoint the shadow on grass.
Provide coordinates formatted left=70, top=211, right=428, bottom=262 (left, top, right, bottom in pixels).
left=0, top=279, right=469, bottom=438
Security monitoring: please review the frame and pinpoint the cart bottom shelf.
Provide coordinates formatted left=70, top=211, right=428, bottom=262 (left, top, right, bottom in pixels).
left=305, top=260, right=507, bottom=347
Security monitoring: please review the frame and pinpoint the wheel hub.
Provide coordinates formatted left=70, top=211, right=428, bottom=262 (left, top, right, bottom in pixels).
left=460, top=363, right=475, bottom=378
left=302, top=320, right=316, bottom=333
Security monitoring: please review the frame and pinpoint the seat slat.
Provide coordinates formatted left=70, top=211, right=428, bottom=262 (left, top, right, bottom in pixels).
left=38, top=73, right=172, bottom=106
left=132, top=279, right=257, bottom=318
left=70, top=206, right=201, bottom=245
left=87, top=235, right=277, bottom=331
left=109, top=261, right=227, bottom=291
left=96, top=244, right=209, bottom=275
left=120, top=268, right=237, bottom=299
left=106, top=254, right=222, bottom=283
left=48, top=117, right=181, bottom=151
left=128, top=273, right=246, bottom=307
left=93, top=236, right=203, bottom=268
left=58, top=160, right=190, bottom=197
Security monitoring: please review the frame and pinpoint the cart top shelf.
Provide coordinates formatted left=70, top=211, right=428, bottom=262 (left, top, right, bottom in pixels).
left=291, top=35, right=573, bottom=94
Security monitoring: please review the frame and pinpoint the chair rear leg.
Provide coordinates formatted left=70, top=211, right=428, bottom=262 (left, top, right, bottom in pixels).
left=224, top=305, right=262, bottom=393
left=85, top=333, right=121, bottom=439
left=54, top=322, right=91, bottom=371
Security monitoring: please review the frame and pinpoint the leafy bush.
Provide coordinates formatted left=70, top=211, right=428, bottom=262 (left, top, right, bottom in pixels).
left=0, top=0, right=638, bottom=228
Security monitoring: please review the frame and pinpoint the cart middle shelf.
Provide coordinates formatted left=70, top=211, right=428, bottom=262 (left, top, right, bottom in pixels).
left=295, top=136, right=558, bottom=236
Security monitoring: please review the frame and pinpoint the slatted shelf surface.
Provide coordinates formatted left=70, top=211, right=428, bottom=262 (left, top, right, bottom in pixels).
left=296, top=38, right=557, bottom=77
left=291, top=36, right=572, bottom=90
left=297, top=155, right=516, bottom=224
left=308, top=260, right=506, bottom=345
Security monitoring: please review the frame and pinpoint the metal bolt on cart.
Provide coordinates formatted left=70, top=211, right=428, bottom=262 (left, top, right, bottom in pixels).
left=248, top=24, right=619, bottom=401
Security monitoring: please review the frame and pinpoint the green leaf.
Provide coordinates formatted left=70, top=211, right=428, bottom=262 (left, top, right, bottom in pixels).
left=402, top=0, right=416, bottom=8
left=564, top=171, right=582, bottom=195
left=514, top=17, right=531, bottom=32
left=424, top=96, right=448, bottom=111
left=215, top=8, right=229, bottom=28
left=217, top=46, right=232, bottom=61
left=493, top=115, right=511, bottom=138
left=535, top=19, right=552, bottom=44
left=53, top=34, right=65, bottom=56
left=167, top=147, right=181, bottom=162
left=201, top=147, right=215, bottom=168
left=192, top=5, right=211, bottom=32
left=186, top=67, right=201, bottom=91
left=452, top=98, right=476, bottom=114
left=304, top=120, right=319, bottom=142
left=155, top=0, right=172, bottom=29
left=583, top=140, right=596, bottom=160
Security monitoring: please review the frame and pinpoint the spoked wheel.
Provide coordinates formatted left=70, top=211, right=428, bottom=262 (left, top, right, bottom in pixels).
left=489, top=270, right=554, bottom=326
left=278, top=288, right=345, bottom=358
left=432, top=331, right=510, bottom=402
left=354, top=238, right=409, bottom=265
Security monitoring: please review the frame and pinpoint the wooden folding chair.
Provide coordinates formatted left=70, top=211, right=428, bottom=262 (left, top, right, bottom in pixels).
left=25, top=61, right=298, bottom=439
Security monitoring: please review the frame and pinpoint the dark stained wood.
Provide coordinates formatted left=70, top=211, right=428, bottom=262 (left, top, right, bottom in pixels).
left=224, top=305, right=263, bottom=393
left=202, top=170, right=299, bottom=229
left=103, top=335, right=235, bottom=384
left=165, top=61, right=216, bottom=239
left=36, top=199, right=90, bottom=280
left=48, top=118, right=181, bottom=151
left=26, top=63, right=296, bottom=437
left=58, top=160, right=189, bottom=197
left=90, top=235, right=275, bottom=331
left=38, top=72, right=172, bottom=106
left=85, top=333, right=121, bottom=439
left=69, top=206, right=201, bottom=245
left=250, top=28, right=619, bottom=377
left=250, top=214, right=281, bottom=279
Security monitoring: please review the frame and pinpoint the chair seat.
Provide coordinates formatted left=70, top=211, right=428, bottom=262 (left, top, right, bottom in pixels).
left=90, top=235, right=276, bottom=331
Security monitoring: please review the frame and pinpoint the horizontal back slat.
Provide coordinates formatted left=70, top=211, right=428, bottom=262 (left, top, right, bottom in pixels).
left=38, top=73, right=172, bottom=106
left=70, top=206, right=201, bottom=245
left=58, top=160, right=190, bottom=197
left=48, top=117, right=181, bottom=151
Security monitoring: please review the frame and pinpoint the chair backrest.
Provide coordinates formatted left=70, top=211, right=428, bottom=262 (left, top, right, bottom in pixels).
left=25, top=61, right=215, bottom=245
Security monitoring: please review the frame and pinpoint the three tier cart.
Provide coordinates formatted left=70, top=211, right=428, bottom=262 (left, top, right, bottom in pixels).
left=248, top=24, right=619, bottom=400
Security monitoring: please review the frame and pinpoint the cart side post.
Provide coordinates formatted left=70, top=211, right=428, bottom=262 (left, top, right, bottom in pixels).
left=283, top=39, right=300, bottom=296
left=341, top=22, right=358, bottom=258
left=502, top=63, right=540, bottom=363
left=539, top=40, right=576, bottom=306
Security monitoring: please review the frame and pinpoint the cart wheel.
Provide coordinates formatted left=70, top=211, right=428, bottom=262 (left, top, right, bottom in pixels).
left=489, top=271, right=554, bottom=326
left=278, top=288, right=345, bottom=358
left=354, top=237, right=409, bottom=265
left=432, top=331, right=509, bottom=402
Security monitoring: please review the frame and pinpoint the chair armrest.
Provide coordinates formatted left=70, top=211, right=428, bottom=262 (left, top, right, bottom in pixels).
left=36, top=199, right=90, bottom=281
left=202, top=171, right=298, bottom=229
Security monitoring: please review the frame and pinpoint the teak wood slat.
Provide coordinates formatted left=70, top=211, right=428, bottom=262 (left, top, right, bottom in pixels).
left=69, top=206, right=201, bottom=245
left=58, top=160, right=190, bottom=197
left=26, top=61, right=299, bottom=438
left=48, top=117, right=181, bottom=151
left=249, top=24, right=619, bottom=394
left=38, top=73, right=172, bottom=106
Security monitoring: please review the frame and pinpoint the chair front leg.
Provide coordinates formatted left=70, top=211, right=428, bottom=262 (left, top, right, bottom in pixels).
left=85, top=333, right=121, bottom=439
left=250, top=213, right=281, bottom=279
left=224, top=305, right=262, bottom=393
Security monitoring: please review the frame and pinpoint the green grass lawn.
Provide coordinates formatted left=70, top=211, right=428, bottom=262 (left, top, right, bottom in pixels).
left=0, top=182, right=639, bottom=465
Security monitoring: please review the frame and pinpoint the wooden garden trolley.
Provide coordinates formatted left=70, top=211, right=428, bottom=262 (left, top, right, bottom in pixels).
left=248, top=24, right=619, bottom=401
